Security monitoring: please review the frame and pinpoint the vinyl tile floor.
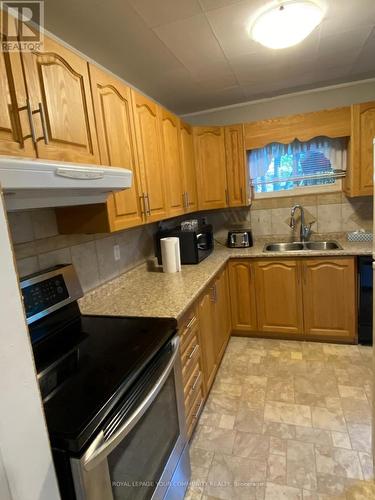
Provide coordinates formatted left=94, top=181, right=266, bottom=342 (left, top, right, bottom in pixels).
left=185, top=337, right=374, bottom=500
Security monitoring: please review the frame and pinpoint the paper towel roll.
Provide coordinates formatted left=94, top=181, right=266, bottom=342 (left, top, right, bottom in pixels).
left=160, top=237, right=181, bottom=273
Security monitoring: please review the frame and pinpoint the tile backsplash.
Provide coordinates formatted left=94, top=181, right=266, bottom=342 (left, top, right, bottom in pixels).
left=250, top=192, right=373, bottom=237
left=7, top=191, right=373, bottom=293
left=8, top=208, right=157, bottom=291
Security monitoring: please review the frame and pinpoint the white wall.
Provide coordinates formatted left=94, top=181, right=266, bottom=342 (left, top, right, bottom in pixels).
left=182, top=79, right=375, bottom=125
left=0, top=191, right=60, bottom=500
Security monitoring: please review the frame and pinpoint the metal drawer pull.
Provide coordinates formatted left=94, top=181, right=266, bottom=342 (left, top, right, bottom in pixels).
left=191, top=373, right=200, bottom=392
left=145, top=193, right=151, bottom=215
left=188, top=344, right=198, bottom=359
left=26, top=100, right=37, bottom=144
left=38, top=101, right=49, bottom=144
left=140, top=193, right=146, bottom=216
left=185, top=316, right=196, bottom=330
left=193, top=399, right=203, bottom=419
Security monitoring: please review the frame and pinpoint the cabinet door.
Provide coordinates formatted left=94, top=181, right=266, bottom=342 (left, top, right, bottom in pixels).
left=302, top=258, right=356, bottom=342
left=350, top=102, right=375, bottom=196
left=228, top=260, right=257, bottom=333
left=224, top=125, right=249, bottom=207
left=131, top=90, right=168, bottom=222
left=214, top=267, right=231, bottom=362
left=197, top=286, right=217, bottom=394
left=194, top=126, right=227, bottom=210
left=255, top=259, right=303, bottom=335
left=89, top=65, right=143, bottom=230
left=21, top=35, right=99, bottom=163
left=0, top=12, right=35, bottom=157
left=160, top=108, right=184, bottom=217
left=180, top=121, right=198, bottom=212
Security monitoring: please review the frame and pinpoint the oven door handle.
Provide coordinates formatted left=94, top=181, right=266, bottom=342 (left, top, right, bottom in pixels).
left=81, top=335, right=180, bottom=471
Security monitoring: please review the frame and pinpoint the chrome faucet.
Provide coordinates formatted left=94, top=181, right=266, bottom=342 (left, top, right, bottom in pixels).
left=289, top=204, right=314, bottom=242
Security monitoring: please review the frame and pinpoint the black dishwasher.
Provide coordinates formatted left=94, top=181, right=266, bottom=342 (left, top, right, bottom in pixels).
left=358, top=256, right=373, bottom=345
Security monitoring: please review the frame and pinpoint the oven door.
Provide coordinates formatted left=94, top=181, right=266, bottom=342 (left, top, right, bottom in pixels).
left=71, top=336, right=190, bottom=500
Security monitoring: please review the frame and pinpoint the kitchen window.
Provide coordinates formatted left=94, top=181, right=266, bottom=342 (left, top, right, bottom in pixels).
left=248, top=137, right=348, bottom=198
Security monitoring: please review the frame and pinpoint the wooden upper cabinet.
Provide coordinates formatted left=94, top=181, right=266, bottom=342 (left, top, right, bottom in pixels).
left=255, top=259, right=303, bottom=335
left=224, top=124, right=249, bottom=207
left=244, top=106, right=351, bottom=150
left=20, top=35, right=100, bottom=163
left=160, top=108, right=184, bottom=217
left=131, top=90, right=168, bottom=222
left=88, top=65, right=143, bottom=230
left=193, top=126, right=227, bottom=210
left=228, top=260, right=257, bottom=333
left=0, top=13, right=35, bottom=157
left=180, top=121, right=198, bottom=212
left=302, top=258, right=356, bottom=342
left=345, top=101, right=375, bottom=197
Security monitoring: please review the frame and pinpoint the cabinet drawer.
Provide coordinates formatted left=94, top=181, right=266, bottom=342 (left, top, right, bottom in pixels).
left=181, top=332, right=200, bottom=382
left=184, top=362, right=203, bottom=415
left=186, top=386, right=204, bottom=439
left=179, top=310, right=198, bottom=351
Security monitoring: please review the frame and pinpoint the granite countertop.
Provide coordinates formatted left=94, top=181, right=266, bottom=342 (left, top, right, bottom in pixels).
left=79, top=237, right=372, bottom=320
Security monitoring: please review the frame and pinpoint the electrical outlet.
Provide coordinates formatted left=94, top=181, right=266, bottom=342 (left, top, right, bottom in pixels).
left=113, top=244, right=121, bottom=261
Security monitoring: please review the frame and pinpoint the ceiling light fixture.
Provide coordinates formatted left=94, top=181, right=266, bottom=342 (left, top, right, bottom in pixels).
left=248, top=0, right=326, bottom=50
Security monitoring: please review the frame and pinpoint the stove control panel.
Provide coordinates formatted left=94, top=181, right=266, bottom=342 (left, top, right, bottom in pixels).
left=20, top=264, right=83, bottom=325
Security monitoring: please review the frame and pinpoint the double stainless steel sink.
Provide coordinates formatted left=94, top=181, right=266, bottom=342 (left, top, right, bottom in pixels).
left=263, top=240, right=342, bottom=252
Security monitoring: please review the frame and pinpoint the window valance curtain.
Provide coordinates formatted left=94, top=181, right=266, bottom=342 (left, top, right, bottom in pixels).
left=249, top=136, right=348, bottom=182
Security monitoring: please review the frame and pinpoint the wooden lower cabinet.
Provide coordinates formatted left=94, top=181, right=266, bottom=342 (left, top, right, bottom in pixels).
left=179, top=266, right=231, bottom=438
left=302, top=258, right=357, bottom=342
left=197, top=285, right=217, bottom=394
left=213, top=267, right=231, bottom=362
left=228, top=260, right=257, bottom=333
left=229, top=257, right=357, bottom=343
left=178, top=305, right=205, bottom=439
left=255, top=259, right=303, bottom=335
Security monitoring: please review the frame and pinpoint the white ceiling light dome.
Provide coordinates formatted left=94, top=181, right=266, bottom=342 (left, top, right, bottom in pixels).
left=248, top=0, right=327, bottom=50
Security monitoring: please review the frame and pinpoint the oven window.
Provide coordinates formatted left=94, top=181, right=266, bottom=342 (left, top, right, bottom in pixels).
left=108, top=371, right=179, bottom=500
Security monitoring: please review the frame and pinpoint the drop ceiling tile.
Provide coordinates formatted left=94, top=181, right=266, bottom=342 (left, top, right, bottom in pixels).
left=321, top=0, right=375, bottom=36
left=200, top=0, right=245, bottom=11
left=127, top=0, right=203, bottom=28
left=205, top=0, right=268, bottom=58
left=319, top=25, right=374, bottom=57
left=43, top=0, right=183, bottom=84
left=351, top=27, right=375, bottom=75
left=154, top=13, right=231, bottom=74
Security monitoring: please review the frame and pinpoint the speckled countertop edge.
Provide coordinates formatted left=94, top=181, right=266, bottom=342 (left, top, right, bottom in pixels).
left=79, top=238, right=372, bottom=321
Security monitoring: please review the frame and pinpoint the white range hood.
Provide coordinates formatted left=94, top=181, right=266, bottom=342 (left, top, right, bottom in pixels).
left=0, top=157, right=132, bottom=211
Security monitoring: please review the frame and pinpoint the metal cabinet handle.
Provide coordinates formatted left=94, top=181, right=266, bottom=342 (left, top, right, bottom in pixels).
left=26, top=99, right=37, bottom=144
left=240, top=186, right=243, bottom=204
left=145, top=193, right=151, bottom=216
left=140, top=193, right=146, bottom=217
left=186, top=191, right=190, bottom=207
left=191, top=373, right=200, bottom=392
left=225, top=188, right=229, bottom=205
left=210, top=286, right=215, bottom=303
left=186, top=316, right=196, bottom=330
left=188, top=344, right=198, bottom=360
left=38, top=101, right=49, bottom=144
left=193, top=399, right=203, bottom=419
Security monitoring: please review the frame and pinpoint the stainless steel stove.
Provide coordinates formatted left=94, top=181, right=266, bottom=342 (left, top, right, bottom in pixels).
left=21, top=264, right=191, bottom=500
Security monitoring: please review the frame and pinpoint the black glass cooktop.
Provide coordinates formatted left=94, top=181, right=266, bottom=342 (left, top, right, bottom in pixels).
left=32, top=305, right=177, bottom=454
